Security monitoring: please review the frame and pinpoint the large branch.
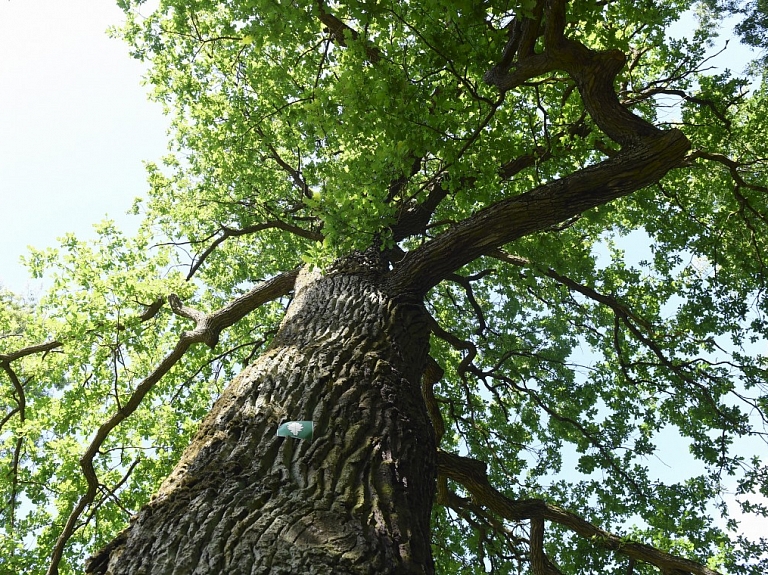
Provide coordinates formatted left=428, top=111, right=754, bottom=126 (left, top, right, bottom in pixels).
left=489, top=0, right=658, bottom=146
left=389, top=128, right=689, bottom=295
left=390, top=178, right=451, bottom=242
left=46, top=269, right=299, bottom=575
left=437, top=450, right=723, bottom=575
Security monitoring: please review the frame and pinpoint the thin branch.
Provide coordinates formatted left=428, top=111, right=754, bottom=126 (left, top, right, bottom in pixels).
left=250, top=122, right=313, bottom=199
left=437, top=450, right=724, bottom=575
left=169, top=336, right=270, bottom=405
left=137, top=298, right=165, bottom=322
left=0, top=406, right=20, bottom=434
left=0, top=362, right=27, bottom=531
left=0, top=341, right=63, bottom=363
left=428, top=313, right=477, bottom=380
left=441, top=487, right=550, bottom=571
left=489, top=368, right=649, bottom=498
left=421, top=355, right=446, bottom=445
left=635, top=88, right=732, bottom=129
left=0, top=336, right=80, bottom=527
left=447, top=270, right=494, bottom=335
left=46, top=268, right=299, bottom=575
left=487, top=250, right=653, bottom=333
left=84, top=457, right=142, bottom=527
left=186, top=222, right=321, bottom=280
left=687, top=151, right=768, bottom=225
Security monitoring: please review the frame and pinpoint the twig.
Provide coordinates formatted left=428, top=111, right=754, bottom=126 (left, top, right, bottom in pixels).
left=437, top=450, right=724, bottom=575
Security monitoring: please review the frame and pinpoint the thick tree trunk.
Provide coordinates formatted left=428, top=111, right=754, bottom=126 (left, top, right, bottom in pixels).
left=87, top=261, right=435, bottom=574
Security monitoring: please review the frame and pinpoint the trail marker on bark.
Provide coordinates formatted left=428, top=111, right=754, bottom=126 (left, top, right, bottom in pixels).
left=276, top=421, right=314, bottom=440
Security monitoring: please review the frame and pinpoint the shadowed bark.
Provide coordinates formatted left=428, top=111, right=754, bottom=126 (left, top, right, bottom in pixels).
left=83, top=44, right=695, bottom=575
left=87, top=260, right=436, bottom=574
left=82, top=136, right=699, bottom=571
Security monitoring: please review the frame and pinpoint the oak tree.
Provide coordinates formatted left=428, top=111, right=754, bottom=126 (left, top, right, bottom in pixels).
left=2, top=1, right=768, bottom=574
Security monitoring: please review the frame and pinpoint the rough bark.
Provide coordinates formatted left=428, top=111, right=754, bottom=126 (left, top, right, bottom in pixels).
left=83, top=126, right=691, bottom=573
left=390, top=128, right=689, bottom=296
left=86, top=259, right=435, bottom=574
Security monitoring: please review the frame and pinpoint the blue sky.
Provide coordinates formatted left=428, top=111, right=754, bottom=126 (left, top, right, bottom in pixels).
left=0, top=0, right=167, bottom=295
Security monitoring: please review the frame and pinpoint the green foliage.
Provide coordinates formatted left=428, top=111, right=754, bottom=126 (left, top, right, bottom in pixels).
left=3, top=0, right=768, bottom=573
left=2, top=224, right=287, bottom=572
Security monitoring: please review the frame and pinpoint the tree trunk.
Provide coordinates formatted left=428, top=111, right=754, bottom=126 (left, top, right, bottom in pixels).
left=87, top=260, right=436, bottom=574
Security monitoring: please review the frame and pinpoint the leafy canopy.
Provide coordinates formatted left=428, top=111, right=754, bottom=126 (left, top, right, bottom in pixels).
left=2, top=0, right=768, bottom=573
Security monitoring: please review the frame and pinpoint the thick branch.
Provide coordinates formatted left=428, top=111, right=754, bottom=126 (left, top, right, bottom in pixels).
left=437, top=450, right=724, bottom=575
left=530, top=514, right=546, bottom=575
left=46, top=269, right=298, bottom=575
left=389, top=128, right=690, bottom=295
left=387, top=0, right=695, bottom=295
left=390, top=178, right=452, bottom=242
left=487, top=0, right=658, bottom=146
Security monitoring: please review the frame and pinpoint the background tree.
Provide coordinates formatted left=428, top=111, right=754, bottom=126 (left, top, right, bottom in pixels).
left=1, top=0, right=768, bottom=573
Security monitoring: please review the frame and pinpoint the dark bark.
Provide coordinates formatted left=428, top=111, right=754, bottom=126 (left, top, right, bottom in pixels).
left=389, top=128, right=690, bottom=296
left=86, top=260, right=435, bottom=574
left=83, top=128, right=693, bottom=571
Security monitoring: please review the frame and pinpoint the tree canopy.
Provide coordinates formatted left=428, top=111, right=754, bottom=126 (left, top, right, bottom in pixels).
left=2, top=0, right=768, bottom=573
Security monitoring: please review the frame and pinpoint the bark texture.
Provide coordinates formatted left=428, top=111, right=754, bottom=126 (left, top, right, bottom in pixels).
left=87, top=259, right=435, bottom=574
